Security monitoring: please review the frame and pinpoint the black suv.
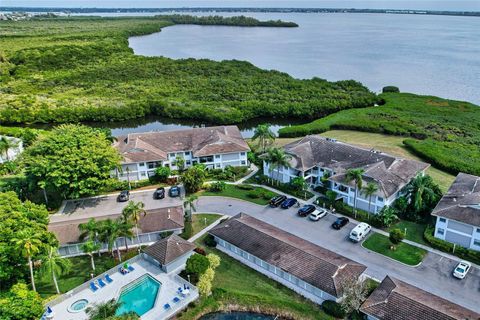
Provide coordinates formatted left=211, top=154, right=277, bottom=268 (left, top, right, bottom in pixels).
left=117, top=190, right=130, bottom=202
left=332, top=217, right=350, bottom=230
left=169, top=186, right=181, bottom=197
left=298, top=204, right=316, bottom=217
left=153, top=187, right=165, bottom=199
left=269, top=195, right=287, bottom=207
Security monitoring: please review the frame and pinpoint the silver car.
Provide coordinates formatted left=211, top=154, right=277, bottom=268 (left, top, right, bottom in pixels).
left=453, top=260, right=472, bottom=279
left=309, top=209, right=328, bottom=221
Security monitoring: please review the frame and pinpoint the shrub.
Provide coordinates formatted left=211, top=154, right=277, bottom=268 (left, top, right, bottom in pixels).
left=194, top=247, right=206, bottom=256
left=382, top=86, right=400, bottom=93
left=246, top=191, right=261, bottom=199
left=236, top=184, right=255, bottom=191
left=180, top=221, right=193, bottom=240
left=207, top=181, right=226, bottom=192
left=389, top=228, right=405, bottom=245
left=204, top=234, right=217, bottom=247
left=155, top=166, right=171, bottom=182
left=185, top=254, right=210, bottom=276
left=321, top=300, right=346, bottom=318
left=206, top=253, right=221, bottom=269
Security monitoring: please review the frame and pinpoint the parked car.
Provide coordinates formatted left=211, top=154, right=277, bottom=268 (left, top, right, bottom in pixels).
left=332, top=217, right=350, bottom=230
left=269, top=195, right=287, bottom=207
left=349, top=223, right=371, bottom=243
left=298, top=204, right=316, bottom=217
left=309, top=209, right=328, bottom=221
left=281, top=198, right=298, bottom=209
left=453, top=260, right=472, bottom=279
left=169, top=186, right=181, bottom=197
left=153, top=187, right=165, bottom=199
left=117, top=190, right=130, bottom=202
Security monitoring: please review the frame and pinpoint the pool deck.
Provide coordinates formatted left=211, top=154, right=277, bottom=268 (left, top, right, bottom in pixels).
left=49, top=257, right=198, bottom=320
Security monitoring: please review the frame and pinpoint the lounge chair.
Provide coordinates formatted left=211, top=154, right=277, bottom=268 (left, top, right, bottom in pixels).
left=119, top=267, right=128, bottom=275
left=90, top=282, right=98, bottom=292
left=98, top=279, right=106, bottom=287
left=173, top=297, right=180, bottom=303
left=127, top=265, right=135, bottom=272
left=105, top=274, right=113, bottom=283
left=163, top=303, right=171, bottom=310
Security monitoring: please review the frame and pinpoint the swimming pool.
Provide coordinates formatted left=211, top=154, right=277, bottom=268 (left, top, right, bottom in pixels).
left=116, top=274, right=161, bottom=317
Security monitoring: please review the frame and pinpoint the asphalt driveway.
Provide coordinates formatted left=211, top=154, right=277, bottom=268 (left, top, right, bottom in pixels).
left=196, top=196, right=480, bottom=313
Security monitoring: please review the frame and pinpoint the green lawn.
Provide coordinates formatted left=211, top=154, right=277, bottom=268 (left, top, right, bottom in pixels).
left=191, top=213, right=223, bottom=236
left=362, top=233, right=427, bottom=266
left=200, top=184, right=277, bottom=205
left=178, top=236, right=332, bottom=320
left=389, top=220, right=428, bottom=246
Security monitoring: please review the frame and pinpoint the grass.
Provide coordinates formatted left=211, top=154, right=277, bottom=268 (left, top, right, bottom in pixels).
left=191, top=213, right=223, bottom=236
left=389, top=220, right=428, bottom=246
left=200, top=184, right=277, bottom=205
left=362, top=233, right=427, bottom=266
left=178, top=235, right=332, bottom=320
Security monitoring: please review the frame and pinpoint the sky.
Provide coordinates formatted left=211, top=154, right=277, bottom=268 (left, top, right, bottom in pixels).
left=1, top=0, right=479, bottom=11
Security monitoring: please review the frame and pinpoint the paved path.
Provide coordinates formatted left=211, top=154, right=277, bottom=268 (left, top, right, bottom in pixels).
left=196, top=196, right=480, bottom=313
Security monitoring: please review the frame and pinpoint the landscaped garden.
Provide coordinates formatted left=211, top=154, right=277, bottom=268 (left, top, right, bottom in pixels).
left=362, top=233, right=427, bottom=266
left=201, top=183, right=277, bottom=205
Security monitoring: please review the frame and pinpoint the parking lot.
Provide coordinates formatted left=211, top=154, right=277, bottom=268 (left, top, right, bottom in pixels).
left=196, top=196, right=480, bottom=313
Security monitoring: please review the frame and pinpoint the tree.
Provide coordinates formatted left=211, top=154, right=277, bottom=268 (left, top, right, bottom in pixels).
left=197, top=267, right=215, bottom=296
left=252, top=124, right=275, bottom=153
left=405, top=175, right=442, bottom=220
left=345, top=168, right=365, bottom=217
left=181, top=164, right=206, bottom=193
left=23, top=124, right=121, bottom=200
left=325, top=190, right=338, bottom=208
left=382, top=86, right=400, bottom=93
left=39, top=245, right=72, bottom=294
left=81, top=241, right=101, bottom=271
left=98, top=219, right=123, bottom=261
left=186, top=254, right=210, bottom=277
left=0, top=283, right=44, bottom=320
left=173, top=156, right=186, bottom=172
left=389, top=228, right=405, bottom=246
left=265, top=147, right=291, bottom=185
left=206, top=253, right=221, bottom=270
left=79, top=218, right=101, bottom=256
left=0, top=136, right=18, bottom=161
left=291, top=176, right=308, bottom=198
left=154, top=166, right=171, bottom=182
left=363, top=182, right=379, bottom=215
left=376, top=206, right=399, bottom=227
left=86, top=299, right=138, bottom=320
left=0, top=192, right=54, bottom=287
left=340, top=278, right=368, bottom=314
left=183, top=194, right=198, bottom=222
left=121, top=201, right=146, bottom=251
left=11, top=230, right=43, bottom=292
left=118, top=220, right=134, bottom=252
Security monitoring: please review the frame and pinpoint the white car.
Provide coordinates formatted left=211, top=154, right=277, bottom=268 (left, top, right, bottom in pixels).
left=309, top=209, right=328, bottom=221
left=453, top=260, right=472, bottom=279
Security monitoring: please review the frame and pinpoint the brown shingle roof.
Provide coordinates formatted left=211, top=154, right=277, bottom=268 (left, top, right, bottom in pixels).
left=114, top=126, right=250, bottom=163
left=143, top=234, right=195, bottom=265
left=49, top=206, right=184, bottom=245
left=282, top=136, right=429, bottom=198
left=209, top=213, right=366, bottom=297
left=360, top=276, right=480, bottom=320
left=432, top=173, right=480, bottom=227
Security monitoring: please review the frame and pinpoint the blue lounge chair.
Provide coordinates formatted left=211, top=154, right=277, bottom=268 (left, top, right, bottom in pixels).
left=128, top=265, right=135, bottom=272
left=173, top=297, right=180, bottom=303
left=90, top=282, right=98, bottom=292
left=105, top=274, right=113, bottom=283
left=163, top=303, right=170, bottom=310
left=98, top=279, right=106, bottom=287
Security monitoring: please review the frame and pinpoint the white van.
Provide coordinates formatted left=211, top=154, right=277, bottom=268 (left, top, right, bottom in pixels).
left=349, top=223, right=371, bottom=243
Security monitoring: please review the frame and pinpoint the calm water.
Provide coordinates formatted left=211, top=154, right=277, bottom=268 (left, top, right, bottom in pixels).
left=200, top=312, right=276, bottom=320
left=116, top=275, right=160, bottom=317
left=129, top=12, right=480, bottom=104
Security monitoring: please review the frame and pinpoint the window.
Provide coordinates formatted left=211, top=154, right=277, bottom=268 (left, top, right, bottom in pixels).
left=474, top=239, right=480, bottom=247
left=215, top=155, right=221, bottom=159
left=186, top=160, right=191, bottom=165
left=241, top=160, right=246, bottom=165
left=439, top=218, right=447, bottom=223
left=141, top=172, right=146, bottom=177
left=215, top=163, right=221, bottom=168
left=169, top=153, right=176, bottom=158
left=437, top=228, right=445, bottom=235
left=377, top=196, right=384, bottom=202
left=184, top=151, right=190, bottom=156
left=240, top=152, right=246, bottom=156
left=476, top=228, right=480, bottom=234
left=139, top=162, right=145, bottom=167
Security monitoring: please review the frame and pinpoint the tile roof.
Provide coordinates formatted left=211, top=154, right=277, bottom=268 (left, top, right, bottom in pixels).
left=360, top=276, right=480, bottom=320
left=143, top=234, right=195, bottom=265
left=432, top=173, right=480, bottom=227
left=282, top=136, right=429, bottom=198
left=49, top=205, right=184, bottom=245
left=209, top=213, right=366, bottom=297
left=114, top=126, right=250, bottom=163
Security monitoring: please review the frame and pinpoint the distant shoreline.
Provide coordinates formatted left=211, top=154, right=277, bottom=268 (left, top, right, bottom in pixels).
left=1, top=7, right=479, bottom=18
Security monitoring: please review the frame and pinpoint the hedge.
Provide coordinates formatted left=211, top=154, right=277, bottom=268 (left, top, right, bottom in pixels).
left=321, top=300, right=346, bottom=318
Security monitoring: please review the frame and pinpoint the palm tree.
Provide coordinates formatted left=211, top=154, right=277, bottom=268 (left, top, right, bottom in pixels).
left=98, top=219, right=123, bottom=261
left=406, top=175, right=442, bottom=217
left=252, top=124, right=275, bottom=153
left=345, top=168, right=365, bottom=217
left=118, top=221, right=134, bottom=252
left=11, top=230, right=43, bottom=291
left=266, top=147, right=291, bottom=185
left=363, top=182, right=379, bottom=216
left=79, top=218, right=101, bottom=256
left=0, top=136, right=18, bottom=161
left=39, top=245, right=71, bottom=294
left=183, top=194, right=198, bottom=222
left=86, top=299, right=122, bottom=320
left=121, top=201, right=146, bottom=252
left=81, top=241, right=101, bottom=271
